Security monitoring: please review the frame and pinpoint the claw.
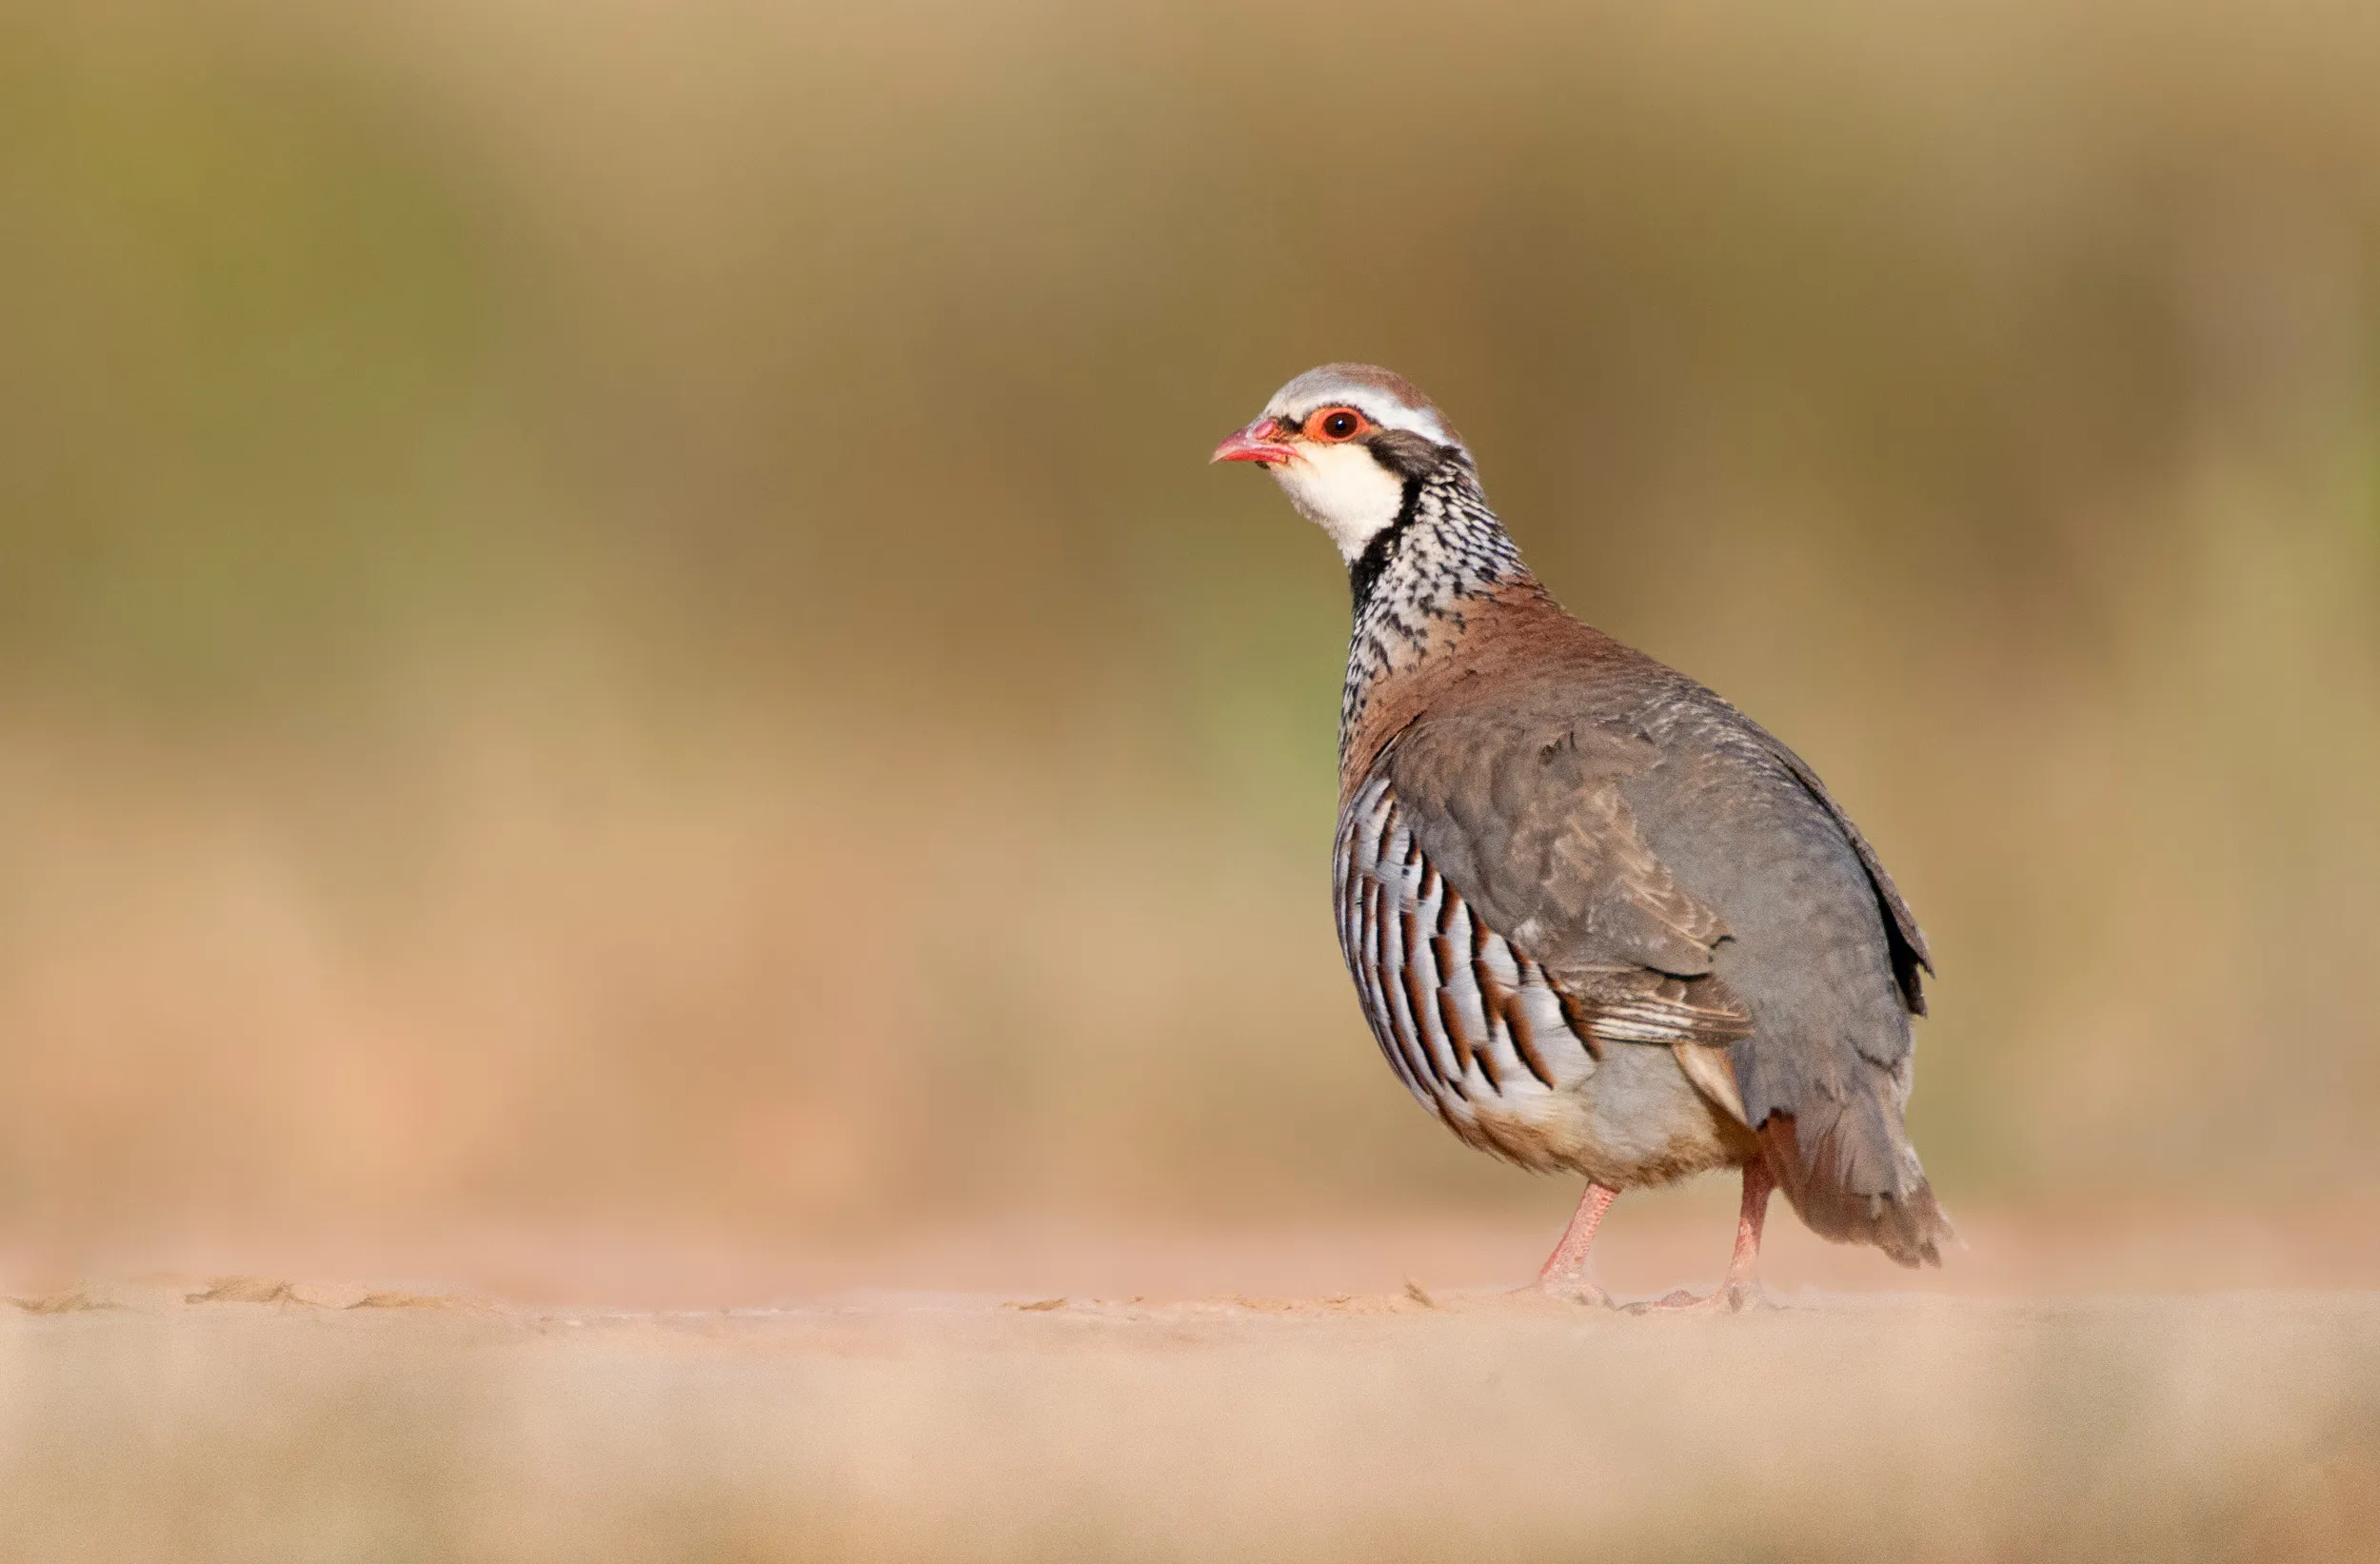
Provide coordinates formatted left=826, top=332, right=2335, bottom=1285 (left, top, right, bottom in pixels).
left=1622, top=1281, right=1770, bottom=1316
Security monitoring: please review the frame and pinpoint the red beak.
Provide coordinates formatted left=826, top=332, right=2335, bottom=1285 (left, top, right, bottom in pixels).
left=1211, top=418, right=1297, bottom=466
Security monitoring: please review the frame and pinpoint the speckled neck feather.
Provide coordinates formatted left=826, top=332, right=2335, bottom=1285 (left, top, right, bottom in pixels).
left=1339, top=457, right=1533, bottom=761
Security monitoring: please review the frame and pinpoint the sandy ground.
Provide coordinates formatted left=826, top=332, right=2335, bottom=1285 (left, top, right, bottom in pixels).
left=6, top=1215, right=2380, bottom=1563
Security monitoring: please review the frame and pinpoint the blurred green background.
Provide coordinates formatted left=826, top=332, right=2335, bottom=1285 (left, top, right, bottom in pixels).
left=2, top=0, right=2376, bottom=1247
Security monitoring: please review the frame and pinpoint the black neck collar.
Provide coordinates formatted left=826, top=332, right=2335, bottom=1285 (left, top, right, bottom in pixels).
left=1347, top=475, right=1425, bottom=612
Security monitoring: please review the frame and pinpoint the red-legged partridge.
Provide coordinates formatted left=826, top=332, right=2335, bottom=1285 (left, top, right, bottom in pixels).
left=1214, top=365, right=1951, bottom=1309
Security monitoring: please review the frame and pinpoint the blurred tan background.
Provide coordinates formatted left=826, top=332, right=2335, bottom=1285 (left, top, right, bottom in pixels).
left=3, top=0, right=2377, bottom=1275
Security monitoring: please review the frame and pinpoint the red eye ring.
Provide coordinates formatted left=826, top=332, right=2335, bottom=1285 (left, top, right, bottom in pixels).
left=1303, top=406, right=1367, bottom=443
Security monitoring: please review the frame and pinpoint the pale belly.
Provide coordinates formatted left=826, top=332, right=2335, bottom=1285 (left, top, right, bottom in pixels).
left=1437, top=1041, right=1757, bottom=1189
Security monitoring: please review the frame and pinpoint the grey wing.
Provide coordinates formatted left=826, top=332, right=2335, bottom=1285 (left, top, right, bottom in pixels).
left=1382, top=717, right=1758, bottom=1057
left=1756, top=735, right=1933, bottom=1014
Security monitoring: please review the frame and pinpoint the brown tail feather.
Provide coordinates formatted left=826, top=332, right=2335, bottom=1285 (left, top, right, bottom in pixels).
left=1759, top=1108, right=1954, bottom=1269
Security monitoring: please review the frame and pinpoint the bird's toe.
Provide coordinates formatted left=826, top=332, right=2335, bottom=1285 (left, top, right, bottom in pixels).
left=1716, top=1279, right=1773, bottom=1313
left=1621, top=1283, right=1771, bottom=1316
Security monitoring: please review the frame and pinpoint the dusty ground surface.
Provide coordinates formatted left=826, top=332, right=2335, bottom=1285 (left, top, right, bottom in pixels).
left=6, top=1215, right=2379, bottom=1563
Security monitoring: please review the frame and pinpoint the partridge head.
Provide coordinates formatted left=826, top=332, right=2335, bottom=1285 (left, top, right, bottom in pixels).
left=1210, top=364, right=1468, bottom=562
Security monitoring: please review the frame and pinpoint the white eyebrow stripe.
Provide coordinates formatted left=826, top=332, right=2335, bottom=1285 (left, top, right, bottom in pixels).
left=1265, top=397, right=1456, bottom=446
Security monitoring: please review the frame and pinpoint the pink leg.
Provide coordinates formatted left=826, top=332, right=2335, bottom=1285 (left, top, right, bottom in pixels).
left=1535, top=1181, right=1617, bottom=1302
left=1635, top=1159, right=1775, bottom=1314
left=1722, top=1157, right=1774, bottom=1290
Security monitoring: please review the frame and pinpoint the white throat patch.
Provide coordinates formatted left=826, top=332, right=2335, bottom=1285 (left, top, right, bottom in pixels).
left=1271, top=443, right=1407, bottom=561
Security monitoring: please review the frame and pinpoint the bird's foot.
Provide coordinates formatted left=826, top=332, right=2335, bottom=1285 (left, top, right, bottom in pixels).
left=1523, top=1277, right=1612, bottom=1309
left=1621, top=1280, right=1769, bottom=1316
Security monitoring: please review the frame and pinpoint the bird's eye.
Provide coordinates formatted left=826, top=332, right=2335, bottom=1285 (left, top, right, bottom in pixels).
left=1306, top=406, right=1365, bottom=442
